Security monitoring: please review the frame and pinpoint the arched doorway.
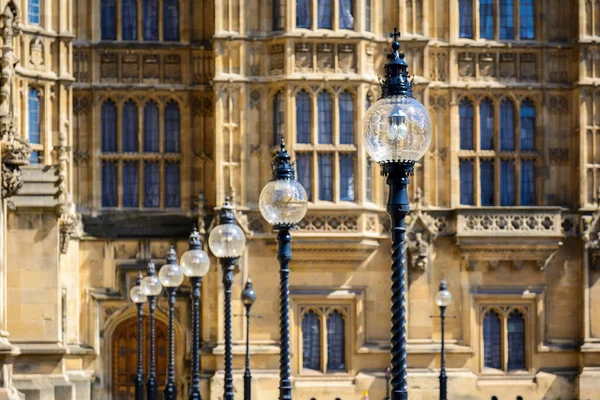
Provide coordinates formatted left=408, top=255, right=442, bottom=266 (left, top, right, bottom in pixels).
left=111, top=316, right=168, bottom=399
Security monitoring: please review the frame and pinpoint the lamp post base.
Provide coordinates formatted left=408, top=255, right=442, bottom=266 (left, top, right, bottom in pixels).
left=134, top=377, right=144, bottom=400
left=439, top=375, right=447, bottom=400
left=146, top=379, right=158, bottom=400
left=392, top=390, right=408, bottom=400
left=163, top=382, right=177, bottom=400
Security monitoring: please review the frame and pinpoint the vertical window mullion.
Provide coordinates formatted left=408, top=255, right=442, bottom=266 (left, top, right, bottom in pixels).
left=321, top=313, right=328, bottom=373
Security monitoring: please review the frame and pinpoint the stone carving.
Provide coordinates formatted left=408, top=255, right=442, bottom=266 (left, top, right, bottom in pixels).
left=297, top=214, right=359, bottom=232
left=73, top=96, right=89, bottom=115
left=270, top=44, right=284, bottom=75
left=192, top=96, right=213, bottom=116
left=121, top=54, right=139, bottom=83
left=365, top=43, right=375, bottom=71
left=462, top=213, right=555, bottom=233
left=317, top=43, right=333, bottom=72
left=549, top=148, right=569, bottom=164
left=248, top=45, right=261, bottom=76
left=194, top=191, right=207, bottom=237
left=295, top=43, right=312, bottom=72
left=407, top=232, right=430, bottom=271
left=548, top=53, right=568, bottom=82
left=430, top=51, right=447, bottom=81
left=549, top=96, right=569, bottom=113
left=1, top=163, right=22, bottom=198
left=249, top=90, right=260, bottom=110
left=74, top=50, right=89, bottom=82
left=499, top=53, right=515, bottom=79
left=338, top=44, right=355, bottom=72
left=1, top=121, right=31, bottom=198
left=458, top=52, right=474, bottom=79
left=164, top=55, right=181, bottom=84
left=0, top=4, right=20, bottom=118
left=479, top=53, right=496, bottom=79
left=583, top=197, right=600, bottom=270
left=100, top=53, right=118, bottom=81
left=59, top=205, right=82, bottom=254
left=520, top=53, right=537, bottom=81
left=143, top=55, right=160, bottom=82
left=30, top=37, right=44, bottom=68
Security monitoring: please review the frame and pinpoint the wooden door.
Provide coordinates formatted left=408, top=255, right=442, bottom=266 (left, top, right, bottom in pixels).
left=112, top=316, right=169, bottom=399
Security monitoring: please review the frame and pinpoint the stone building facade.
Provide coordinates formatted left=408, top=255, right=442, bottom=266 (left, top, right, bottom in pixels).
left=0, top=0, right=597, bottom=399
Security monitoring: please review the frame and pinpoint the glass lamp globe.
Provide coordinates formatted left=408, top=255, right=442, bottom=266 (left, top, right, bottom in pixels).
left=129, top=285, right=147, bottom=304
left=141, top=274, right=163, bottom=296
left=159, top=262, right=184, bottom=288
left=362, top=95, right=432, bottom=163
left=209, top=223, right=246, bottom=258
left=181, top=248, right=210, bottom=278
left=435, top=288, right=452, bottom=307
left=259, top=179, right=308, bottom=225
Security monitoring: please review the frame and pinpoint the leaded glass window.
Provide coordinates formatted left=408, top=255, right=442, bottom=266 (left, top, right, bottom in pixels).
left=318, top=0, right=332, bottom=28
left=165, top=162, right=181, bottom=208
left=296, top=154, right=312, bottom=201
left=365, top=0, right=371, bottom=31
left=460, top=98, right=474, bottom=150
left=302, top=311, right=321, bottom=370
left=480, top=98, right=494, bottom=150
left=480, top=0, right=494, bottom=39
left=297, top=0, right=311, bottom=28
left=460, top=160, right=474, bottom=205
left=143, top=0, right=159, bottom=40
left=499, top=0, right=515, bottom=40
left=122, top=100, right=138, bottom=152
left=327, top=311, right=345, bottom=371
left=318, top=154, right=333, bottom=201
left=520, top=99, right=535, bottom=151
left=459, top=0, right=473, bottom=38
left=521, top=160, right=535, bottom=205
left=507, top=311, right=526, bottom=370
left=500, top=99, right=515, bottom=151
left=29, top=0, right=40, bottom=25
left=483, top=311, right=502, bottom=369
left=101, top=0, right=117, bottom=40
left=339, top=154, right=355, bottom=201
left=165, top=101, right=181, bottom=152
left=102, top=161, right=118, bottom=207
left=480, top=160, right=495, bottom=206
left=520, top=0, right=535, bottom=39
left=164, top=0, right=180, bottom=41
left=122, top=0, right=137, bottom=40
left=296, top=91, right=311, bottom=144
left=122, top=161, right=139, bottom=207
left=318, top=92, right=333, bottom=144
left=500, top=160, right=515, bottom=206
left=102, top=101, right=117, bottom=152
left=144, top=162, right=160, bottom=208
left=144, top=101, right=159, bottom=152
left=339, top=0, right=354, bottom=30
left=339, top=91, right=354, bottom=144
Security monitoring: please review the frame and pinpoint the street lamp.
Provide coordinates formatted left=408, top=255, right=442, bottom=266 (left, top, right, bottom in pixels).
left=159, top=246, right=184, bottom=400
left=129, top=271, right=147, bottom=400
left=241, top=278, right=257, bottom=400
left=384, top=366, right=391, bottom=400
left=141, top=261, right=163, bottom=400
left=435, top=278, right=452, bottom=400
left=259, top=137, right=308, bottom=400
left=181, top=227, right=211, bottom=400
left=209, top=197, right=246, bottom=400
left=362, top=28, right=432, bottom=400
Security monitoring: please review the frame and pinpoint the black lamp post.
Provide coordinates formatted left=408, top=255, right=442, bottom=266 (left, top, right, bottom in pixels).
left=241, top=279, right=257, bottom=400
left=384, top=366, right=391, bottom=400
left=259, top=137, right=309, bottom=400
left=362, top=29, right=433, bottom=400
left=434, top=278, right=452, bottom=400
left=181, top=227, right=211, bottom=400
left=141, top=261, right=163, bottom=400
left=158, top=246, right=184, bottom=400
left=209, top=197, right=247, bottom=400
left=130, top=271, right=147, bottom=400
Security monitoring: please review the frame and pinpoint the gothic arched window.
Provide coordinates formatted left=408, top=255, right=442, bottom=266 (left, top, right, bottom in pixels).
left=339, top=154, right=355, bottom=201
left=144, top=101, right=159, bottom=152
left=143, top=0, right=159, bottom=40
left=459, top=98, right=474, bottom=150
left=318, top=154, right=333, bottom=201
left=297, top=0, right=311, bottom=28
left=499, top=0, right=515, bottom=39
left=28, top=88, right=41, bottom=163
left=480, top=98, right=494, bottom=150
left=520, top=99, right=535, bottom=151
left=28, top=0, right=40, bottom=25
left=122, top=100, right=139, bottom=152
left=483, top=311, right=502, bottom=369
left=122, top=0, right=138, bottom=40
left=318, top=92, right=333, bottom=144
left=296, top=154, right=312, bottom=201
left=459, top=0, right=473, bottom=38
left=122, top=161, right=139, bottom=207
left=480, top=0, right=494, bottom=39
left=339, top=0, right=354, bottom=30
left=326, top=311, right=346, bottom=371
left=339, top=91, right=354, bottom=144
left=165, top=101, right=181, bottom=152
left=302, top=311, right=321, bottom=370
left=101, top=100, right=117, bottom=152
left=101, top=0, right=117, bottom=40
left=500, top=99, right=515, bottom=151
left=520, top=0, right=535, bottom=39
left=296, top=91, right=311, bottom=144
left=164, top=0, right=180, bottom=41
left=318, top=0, right=332, bottom=29
left=507, top=311, right=526, bottom=370
left=273, top=92, right=284, bottom=145
left=480, top=160, right=495, bottom=206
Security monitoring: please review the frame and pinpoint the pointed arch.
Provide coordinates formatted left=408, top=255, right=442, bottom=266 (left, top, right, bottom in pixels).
left=507, top=310, right=526, bottom=370
left=339, top=90, right=354, bottom=145
left=520, top=98, right=536, bottom=151
left=479, top=97, right=494, bottom=150
left=296, top=90, right=311, bottom=144
left=483, top=310, right=502, bottom=369
left=459, top=97, right=474, bottom=150
left=302, top=309, right=321, bottom=370
left=326, top=309, right=346, bottom=371
left=317, top=91, right=333, bottom=144
left=500, top=98, right=515, bottom=151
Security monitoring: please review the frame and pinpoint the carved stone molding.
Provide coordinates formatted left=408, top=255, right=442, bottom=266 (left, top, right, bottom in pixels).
left=1, top=163, right=22, bottom=198
left=583, top=206, right=600, bottom=271
left=1, top=119, right=31, bottom=198
left=59, top=205, right=83, bottom=254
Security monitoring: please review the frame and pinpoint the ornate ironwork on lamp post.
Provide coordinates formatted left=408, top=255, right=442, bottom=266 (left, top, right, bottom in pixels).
left=435, top=278, right=452, bottom=400
left=241, top=278, right=257, bottom=400
left=140, top=261, right=163, bottom=400
left=130, top=271, right=147, bottom=400
left=181, top=227, right=211, bottom=400
left=158, top=246, right=184, bottom=400
left=259, top=137, right=308, bottom=400
left=209, top=197, right=247, bottom=400
left=362, top=29, right=433, bottom=400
